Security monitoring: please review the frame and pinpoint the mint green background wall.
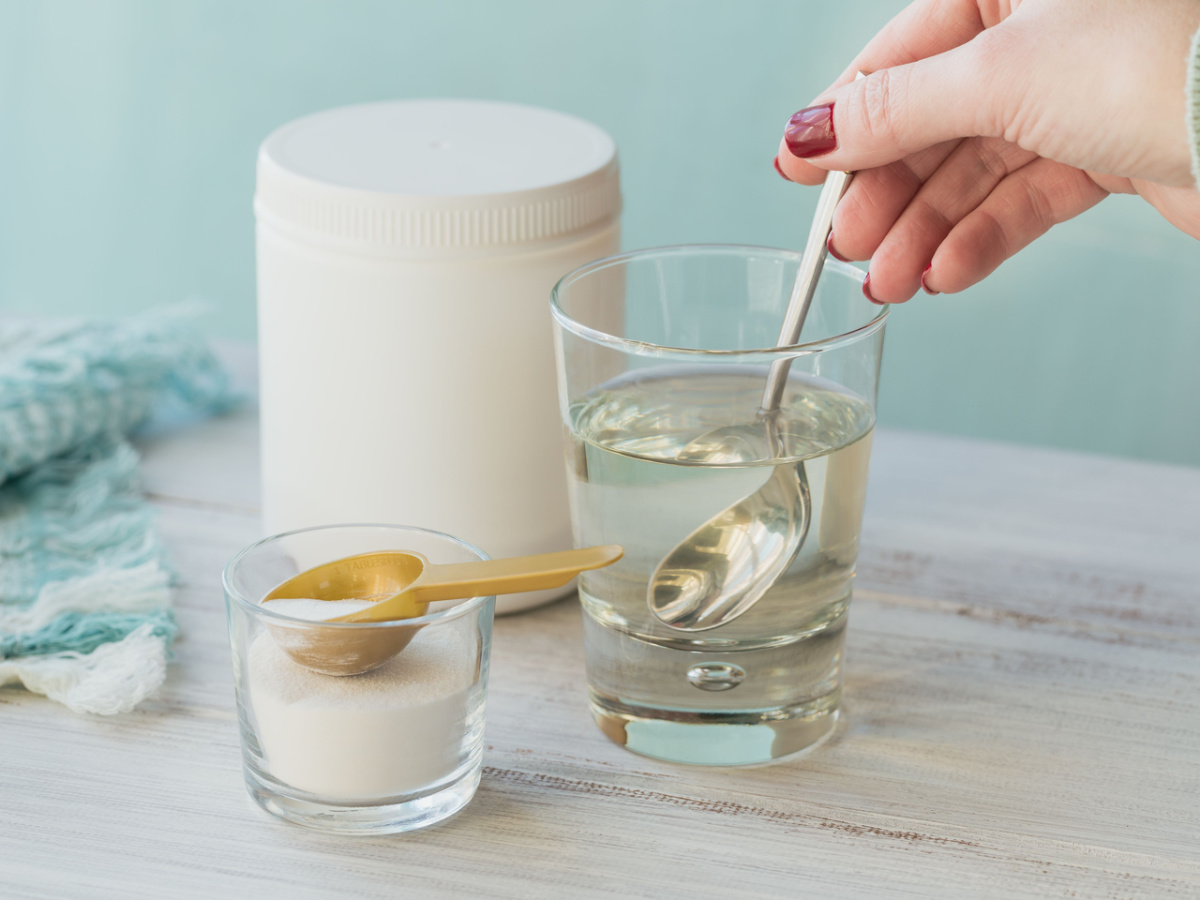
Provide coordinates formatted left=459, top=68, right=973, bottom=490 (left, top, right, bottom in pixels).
left=3, top=1, right=1198, bottom=465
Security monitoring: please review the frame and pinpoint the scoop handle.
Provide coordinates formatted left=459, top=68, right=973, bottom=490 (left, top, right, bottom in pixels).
left=336, top=545, right=624, bottom=623
left=412, top=544, right=624, bottom=602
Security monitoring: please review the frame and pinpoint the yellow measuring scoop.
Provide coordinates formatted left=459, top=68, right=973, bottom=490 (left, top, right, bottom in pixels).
left=261, top=544, right=623, bottom=675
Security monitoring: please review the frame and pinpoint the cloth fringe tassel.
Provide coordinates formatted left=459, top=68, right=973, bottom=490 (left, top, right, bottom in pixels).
left=0, top=624, right=169, bottom=715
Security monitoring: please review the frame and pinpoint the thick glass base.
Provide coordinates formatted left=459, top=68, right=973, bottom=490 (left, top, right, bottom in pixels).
left=243, top=764, right=481, bottom=835
left=581, top=595, right=846, bottom=766
left=590, top=691, right=840, bottom=766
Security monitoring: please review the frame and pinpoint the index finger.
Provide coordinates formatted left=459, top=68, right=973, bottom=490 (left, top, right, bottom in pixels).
left=780, top=0, right=990, bottom=185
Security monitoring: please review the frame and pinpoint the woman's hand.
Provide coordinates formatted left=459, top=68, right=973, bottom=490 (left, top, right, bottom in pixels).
left=775, top=0, right=1200, bottom=303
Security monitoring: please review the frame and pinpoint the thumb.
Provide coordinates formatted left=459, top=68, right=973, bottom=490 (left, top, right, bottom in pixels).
left=778, top=47, right=995, bottom=175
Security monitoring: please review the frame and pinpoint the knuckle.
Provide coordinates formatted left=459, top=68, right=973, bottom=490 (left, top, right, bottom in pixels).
left=909, top=196, right=955, bottom=237
left=973, top=208, right=1012, bottom=262
left=973, top=139, right=1012, bottom=183
left=1020, top=178, right=1056, bottom=230
left=857, top=68, right=906, bottom=147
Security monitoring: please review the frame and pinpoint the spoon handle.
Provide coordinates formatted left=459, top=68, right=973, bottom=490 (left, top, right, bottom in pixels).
left=409, top=544, right=625, bottom=604
left=759, top=72, right=865, bottom=415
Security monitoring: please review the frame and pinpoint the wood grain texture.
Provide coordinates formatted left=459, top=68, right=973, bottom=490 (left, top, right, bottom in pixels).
left=2, top=345, right=1198, bottom=899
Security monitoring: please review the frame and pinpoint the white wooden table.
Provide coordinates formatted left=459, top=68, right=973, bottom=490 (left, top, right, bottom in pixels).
left=4, top=349, right=1199, bottom=899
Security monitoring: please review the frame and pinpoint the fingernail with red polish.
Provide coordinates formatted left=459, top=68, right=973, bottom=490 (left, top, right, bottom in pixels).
left=785, top=103, right=836, bottom=159
left=920, top=264, right=939, bottom=295
left=826, top=232, right=848, bottom=262
left=863, top=273, right=884, bottom=305
left=773, top=156, right=791, bottom=181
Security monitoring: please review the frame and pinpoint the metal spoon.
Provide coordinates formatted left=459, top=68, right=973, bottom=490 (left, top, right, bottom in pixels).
left=262, top=544, right=623, bottom=675
left=648, top=101, right=859, bottom=631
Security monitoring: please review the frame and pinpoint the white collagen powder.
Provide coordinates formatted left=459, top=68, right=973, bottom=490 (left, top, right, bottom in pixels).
left=249, top=599, right=476, bottom=801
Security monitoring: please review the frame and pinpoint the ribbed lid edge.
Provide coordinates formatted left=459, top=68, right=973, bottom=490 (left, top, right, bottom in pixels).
left=256, top=156, right=620, bottom=251
left=254, top=102, right=621, bottom=253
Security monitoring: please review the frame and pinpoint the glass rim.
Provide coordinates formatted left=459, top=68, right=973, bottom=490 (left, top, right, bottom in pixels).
left=550, top=243, right=888, bottom=361
left=222, top=523, right=495, bottom=630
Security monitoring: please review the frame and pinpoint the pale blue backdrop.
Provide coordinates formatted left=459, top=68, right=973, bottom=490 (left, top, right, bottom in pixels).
left=3, top=0, right=1198, bottom=465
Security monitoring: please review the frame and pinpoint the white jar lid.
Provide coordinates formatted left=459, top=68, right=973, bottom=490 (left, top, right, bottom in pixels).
left=255, top=99, right=620, bottom=256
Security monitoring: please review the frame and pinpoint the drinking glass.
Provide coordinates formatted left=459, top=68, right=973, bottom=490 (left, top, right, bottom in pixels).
left=223, top=524, right=494, bottom=833
left=551, top=245, right=887, bottom=766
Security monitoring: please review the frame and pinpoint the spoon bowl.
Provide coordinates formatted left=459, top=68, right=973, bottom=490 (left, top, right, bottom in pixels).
left=260, top=550, right=432, bottom=676
left=650, top=451, right=811, bottom=631
left=263, top=614, right=427, bottom=678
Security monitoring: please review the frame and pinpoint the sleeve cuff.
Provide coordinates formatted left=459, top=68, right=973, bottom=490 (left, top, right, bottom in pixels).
left=1189, top=21, right=1200, bottom=188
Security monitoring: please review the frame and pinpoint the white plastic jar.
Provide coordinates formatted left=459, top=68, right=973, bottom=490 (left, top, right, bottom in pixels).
left=254, top=100, right=620, bottom=613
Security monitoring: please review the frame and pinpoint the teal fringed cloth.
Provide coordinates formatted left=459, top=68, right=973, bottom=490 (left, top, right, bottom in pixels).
left=0, top=312, right=237, bottom=714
